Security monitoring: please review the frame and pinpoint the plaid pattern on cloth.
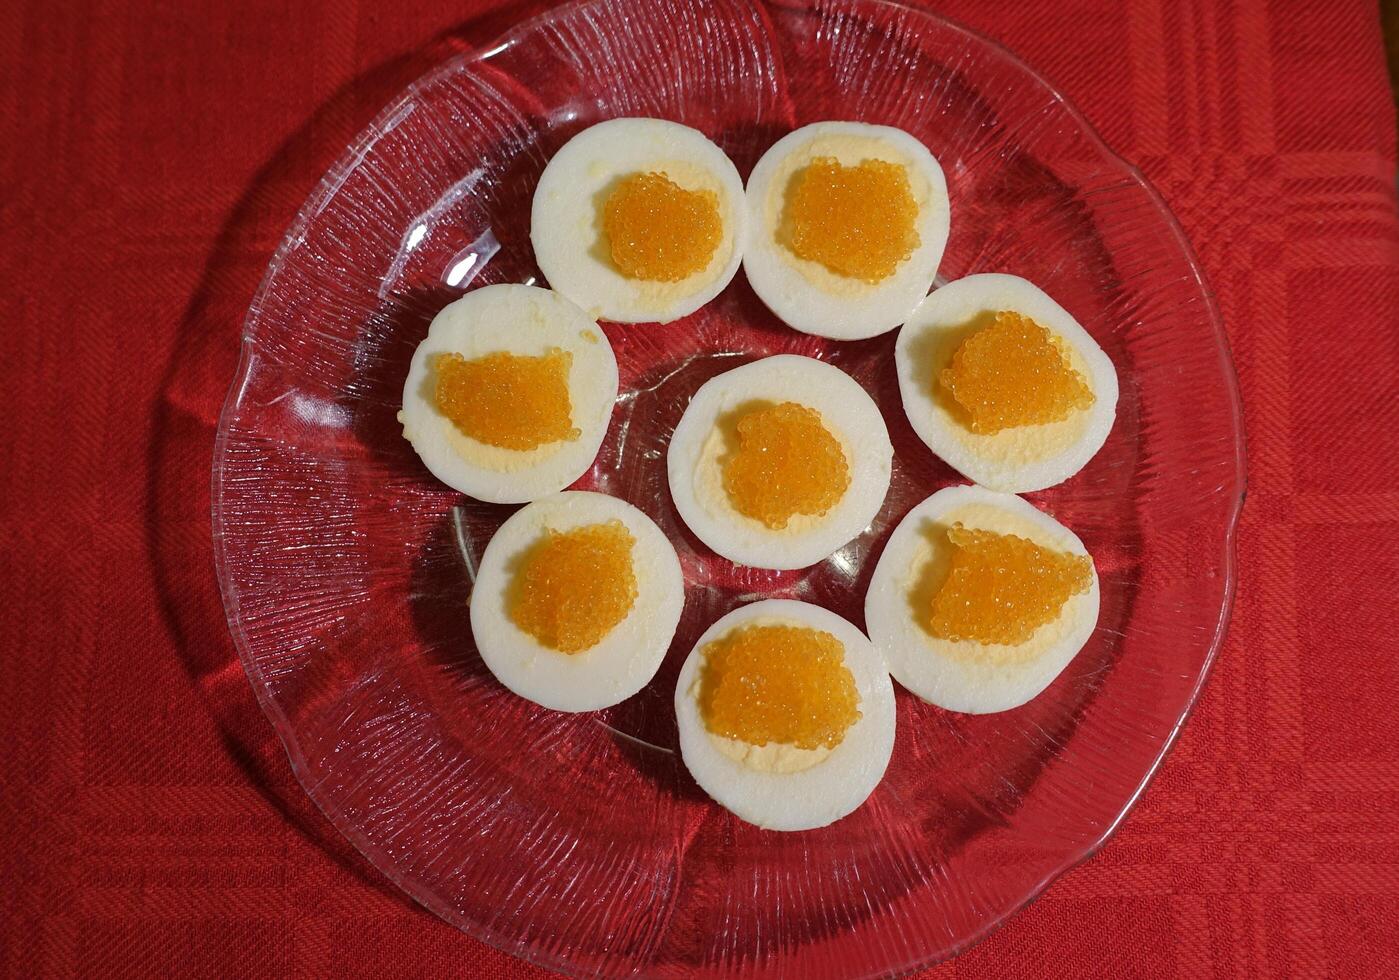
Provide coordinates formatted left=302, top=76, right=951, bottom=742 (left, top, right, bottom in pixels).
left=1, top=0, right=1396, bottom=976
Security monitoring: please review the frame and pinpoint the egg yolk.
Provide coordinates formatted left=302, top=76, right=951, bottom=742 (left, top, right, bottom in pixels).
left=603, top=171, right=722, bottom=282
left=722, top=402, right=850, bottom=530
left=434, top=350, right=579, bottom=450
left=939, top=311, right=1095, bottom=434
left=699, top=624, right=861, bottom=750
left=925, top=523, right=1092, bottom=646
left=785, top=157, right=920, bottom=283
left=508, top=520, right=638, bottom=654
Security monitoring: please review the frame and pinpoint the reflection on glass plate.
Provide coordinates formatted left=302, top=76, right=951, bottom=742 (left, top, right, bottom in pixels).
left=213, top=0, right=1246, bottom=975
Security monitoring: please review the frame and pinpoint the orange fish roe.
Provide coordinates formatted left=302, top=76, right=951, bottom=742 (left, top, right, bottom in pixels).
left=602, top=171, right=722, bottom=282
left=939, top=311, right=1095, bottom=434
left=925, top=524, right=1092, bottom=646
left=722, top=401, right=850, bottom=530
left=508, top=521, right=638, bottom=654
left=434, top=350, right=579, bottom=451
left=699, top=624, right=861, bottom=750
left=786, top=157, right=920, bottom=282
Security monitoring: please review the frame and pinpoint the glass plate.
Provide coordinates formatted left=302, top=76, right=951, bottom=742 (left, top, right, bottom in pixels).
left=212, top=0, right=1246, bottom=974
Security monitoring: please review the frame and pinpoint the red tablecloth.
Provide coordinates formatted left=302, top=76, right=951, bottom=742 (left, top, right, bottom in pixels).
left=4, top=0, right=1398, bottom=976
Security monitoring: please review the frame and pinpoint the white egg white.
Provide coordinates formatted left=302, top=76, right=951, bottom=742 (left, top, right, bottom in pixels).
left=674, top=599, right=896, bottom=831
left=399, top=284, right=618, bottom=504
left=530, top=118, right=746, bottom=324
left=666, top=355, right=893, bottom=570
left=895, top=273, right=1118, bottom=493
left=865, top=485, right=1100, bottom=714
left=742, top=121, right=950, bottom=340
left=469, top=491, right=685, bottom=713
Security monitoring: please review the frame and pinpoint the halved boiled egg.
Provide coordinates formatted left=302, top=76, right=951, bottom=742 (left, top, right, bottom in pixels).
left=675, top=599, right=896, bottom=831
left=666, top=355, right=893, bottom=570
left=743, top=121, right=950, bottom=340
left=895, top=273, right=1118, bottom=492
left=469, top=491, right=685, bottom=712
left=399, top=283, right=618, bottom=504
left=530, top=118, right=745, bottom=324
left=865, top=485, right=1100, bottom=714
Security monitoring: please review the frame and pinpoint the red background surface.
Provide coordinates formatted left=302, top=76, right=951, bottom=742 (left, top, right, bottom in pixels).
left=3, top=0, right=1398, bottom=976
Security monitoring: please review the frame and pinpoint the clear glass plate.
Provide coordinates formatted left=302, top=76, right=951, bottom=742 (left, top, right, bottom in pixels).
left=212, top=0, right=1246, bottom=974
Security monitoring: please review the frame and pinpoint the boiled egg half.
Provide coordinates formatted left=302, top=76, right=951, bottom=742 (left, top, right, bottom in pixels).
left=667, top=355, right=893, bottom=570
left=469, top=491, right=685, bottom=712
left=400, top=284, right=618, bottom=503
left=895, top=273, right=1118, bottom=492
left=743, top=121, right=950, bottom=339
left=865, top=485, right=1100, bottom=714
left=531, top=117, right=745, bottom=324
left=675, top=599, right=896, bottom=831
